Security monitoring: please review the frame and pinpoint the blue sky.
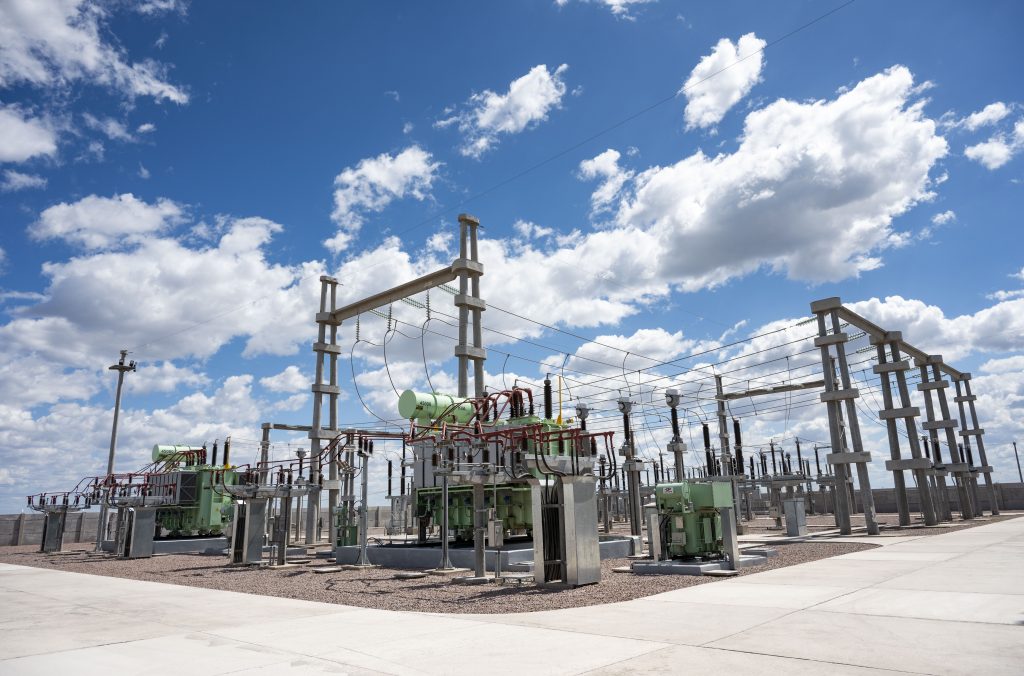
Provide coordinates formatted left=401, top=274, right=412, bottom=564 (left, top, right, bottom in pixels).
left=1, top=0, right=1023, bottom=512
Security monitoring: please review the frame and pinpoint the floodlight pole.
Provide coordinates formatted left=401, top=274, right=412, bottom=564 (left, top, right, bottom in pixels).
left=95, top=349, right=135, bottom=551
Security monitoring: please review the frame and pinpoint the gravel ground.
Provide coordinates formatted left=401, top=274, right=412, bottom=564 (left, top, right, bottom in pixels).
left=0, top=540, right=875, bottom=614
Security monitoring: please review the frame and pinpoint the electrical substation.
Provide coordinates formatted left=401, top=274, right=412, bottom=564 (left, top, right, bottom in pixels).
left=24, top=214, right=1010, bottom=589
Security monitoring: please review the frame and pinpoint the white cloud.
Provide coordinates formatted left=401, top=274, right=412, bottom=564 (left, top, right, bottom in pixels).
left=425, top=231, right=452, bottom=254
left=0, top=0, right=188, bottom=103
left=135, top=0, right=188, bottom=15
left=849, top=295, right=1024, bottom=360
left=586, top=66, right=948, bottom=286
left=260, top=365, right=309, bottom=393
left=29, top=193, right=188, bottom=250
left=512, top=220, right=554, bottom=240
left=136, top=122, right=156, bottom=134
left=0, top=104, right=57, bottom=162
left=987, top=289, right=1024, bottom=302
left=402, top=121, right=413, bottom=134
left=1012, top=266, right=1024, bottom=282
left=683, top=32, right=767, bottom=130
left=138, top=163, right=150, bottom=179
left=438, top=64, right=569, bottom=158
left=964, top=118, right=1024, bottom=170
left=578, top=149, right=634, bottom=216
left=328, top=145, right=440, bottom=253
left=6, top=216, right=322, bottom=365
left=127, top=361, right=209, bottom=394
left=961, top=102, right=1011, bottom=131
left=83, top=113, right=135, bottom=142
left=554, top=0, right=654, bottom=19
left=931, top=210, right=956, bottom=225
left=1, top=169, right=47, bottom=191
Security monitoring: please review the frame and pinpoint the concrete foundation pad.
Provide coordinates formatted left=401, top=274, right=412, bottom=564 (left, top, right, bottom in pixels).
left=101, top=536, right=229, bottom=555
left=336, top=535, right=634, bottom=570
left=631, top=554, right=766, bottom=575
left=425, top=567, right=472, bottom=576
left=451, top=574, right=496, bottom=584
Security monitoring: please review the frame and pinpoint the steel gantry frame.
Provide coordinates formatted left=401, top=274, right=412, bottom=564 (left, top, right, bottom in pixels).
left=305, top=215, right=487, bottom=564
left=810, top=297, right=998, bottom=534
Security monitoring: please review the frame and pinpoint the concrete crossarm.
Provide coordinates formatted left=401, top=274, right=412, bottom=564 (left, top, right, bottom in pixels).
left=718, top=380, right=825, bottom=401
left=834, top=306, right=965, bottom=380
left=329, top=264, right=459, bottom=323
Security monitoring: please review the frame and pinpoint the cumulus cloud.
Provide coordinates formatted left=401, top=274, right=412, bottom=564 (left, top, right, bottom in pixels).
left=849, top=295, right=1024, bottom=360
left=260, top=365, right=309, bottom=393
left=931, top=210, right=956, bottom=225
left=127, top=361, right=209, bottom=394
left=0, top=104, right=57, bottom=163
left=1, top=169, right=47, bottom=192
left=28, top=193, right=188, bottom=250
left=578, top=149, right=634, bottom=216
left=328, top=145, right=440, bottom=253
left=953, top=102, right=1011, bottom=131
left=0, top=0, right=188, bottom=103
left=6, top=216, right=322, bottom=365
left=512, top=220, right=554, bottom=240
left=437, top=64, right=569, bottom=158
left=584, top=66, right=948, bottom=286
left=964, top=118, right=1024, bottom=170
left=683, top=32, right=767, bottom=130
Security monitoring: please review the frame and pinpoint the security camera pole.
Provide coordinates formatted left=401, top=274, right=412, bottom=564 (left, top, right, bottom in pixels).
left=95, top=349, right=136, bottom=551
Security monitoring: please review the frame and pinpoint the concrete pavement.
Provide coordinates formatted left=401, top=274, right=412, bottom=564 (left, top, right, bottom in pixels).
left=1, top=517, right=1022, bottom=675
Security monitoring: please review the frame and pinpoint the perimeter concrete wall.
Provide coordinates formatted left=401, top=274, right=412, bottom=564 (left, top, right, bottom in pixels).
left=0, top=505, right=396, bottom=547
left=0, top=512, right=100, bottom=547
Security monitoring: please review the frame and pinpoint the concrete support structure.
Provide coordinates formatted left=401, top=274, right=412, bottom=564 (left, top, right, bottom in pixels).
left=871, top=332, right=937, bottom=526
left=714, top=376, right=743, bottom=535
left=954, top=374, right=999, bottom=515
left=811, top=297, right=879, bottom=535
left=453, top=214, right=485, bottom=400
left=917, top=356, right=974, bottom=520
left=452, top=214, right=487, bottom=579
left=307, top=276, right=341, bottom=543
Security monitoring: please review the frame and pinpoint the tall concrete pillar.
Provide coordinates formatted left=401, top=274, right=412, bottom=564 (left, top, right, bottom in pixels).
left=308, top=275, right=342, bottom=543
left=453, top=214, right=486, bottom=399
left=917, top=356, right=973, bottom=520
left=452, top=214, right=487, bottom=577
left=811, top=297, right=878, bottom=535
left=871, top=332, right=937, bottom=526
left=954, top=375, right=999, bottom=515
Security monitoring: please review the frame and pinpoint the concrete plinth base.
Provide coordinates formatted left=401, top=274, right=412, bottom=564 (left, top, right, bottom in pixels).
left=336, top=535, right=634, bottom=570
left=101, top=536, right=228, bottom=555
left=452, top=574, right=495, bottom=584
left=630, top=554, right=767, bottom=576
left=425, top=567, right=472, bottom=576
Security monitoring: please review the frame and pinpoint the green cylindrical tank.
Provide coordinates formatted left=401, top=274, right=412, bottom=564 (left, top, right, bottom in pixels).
left=397, top=390, right=475, bottom=424
left=152, top=444, right=204, bottom=462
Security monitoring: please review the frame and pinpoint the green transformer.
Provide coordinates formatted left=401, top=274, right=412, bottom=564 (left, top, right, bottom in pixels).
left=654, top=481, right=733, bottom=559
left=147, top=446, right=239, bottom=537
